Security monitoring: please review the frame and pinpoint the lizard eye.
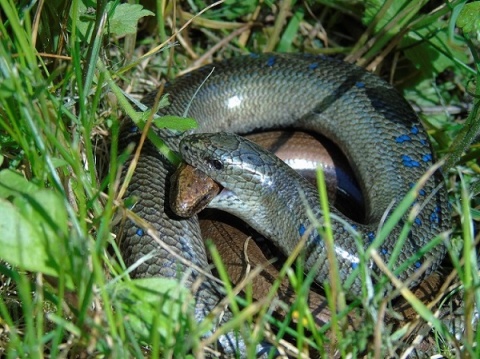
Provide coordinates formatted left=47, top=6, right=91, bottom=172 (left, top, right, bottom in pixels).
left=208, top=159, right=223, bottom=170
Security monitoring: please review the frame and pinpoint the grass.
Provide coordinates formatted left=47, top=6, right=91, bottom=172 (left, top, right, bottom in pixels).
left=0, top=0, right=479, bottom=357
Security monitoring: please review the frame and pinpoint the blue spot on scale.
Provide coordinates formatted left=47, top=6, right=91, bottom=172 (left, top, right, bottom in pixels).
left=430, top=205, right=441, bottom=224
left=381, top=248, right=388, bottom=255
left=411, top=126, right=419, bottom=135
left=129, top=126, right=139, bottom=133
left=299, top=224, right=306, bottom=236
left=309, top=62, right=319, bottom=70
left=395, top=134, right=411, bottom=143
left=414, top=218, right=422, bottom=226
left=415, top=261, right=422, bottom=269
left=419, top=189, right=426, bottom=196
left=420, top=139, right=427, bottom=145
left=313, top=234, right=322, bottom=244
left=355, top=81, right=365, bottom=88
left=367, top=231, right=375, bottom=242
left=430, top=211, right=439, bottom=224
left=266, top=56, right=276, bottom=67
left=136, top=228, right=144, bottom=236
left=402, top=155, right=420, bottom=167
left=351, top=262, right=359, bottom=269
left=422, top=154, right=433, bottom=162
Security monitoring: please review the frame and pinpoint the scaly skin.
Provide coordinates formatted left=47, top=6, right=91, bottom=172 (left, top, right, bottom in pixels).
left=118, top=53, right=450, bottom=356
left=178, top=131, right=446, bottom=294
